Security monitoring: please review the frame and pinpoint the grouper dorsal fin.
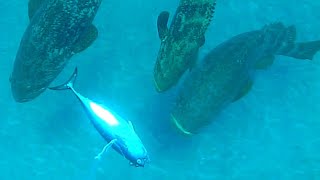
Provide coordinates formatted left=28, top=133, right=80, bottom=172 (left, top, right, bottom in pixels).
left=157, top=11, right=170, bottom=41
left=72, top=24, right=98, bottom=54
left=28, top=0, right=46, bottom=20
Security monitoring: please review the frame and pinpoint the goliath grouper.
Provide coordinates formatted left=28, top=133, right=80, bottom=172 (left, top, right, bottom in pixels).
left=171, top=22, right=320, bottom=135
left=154, top=0, right=216, bottom=92
left=10, top=0, right=101, bottom=102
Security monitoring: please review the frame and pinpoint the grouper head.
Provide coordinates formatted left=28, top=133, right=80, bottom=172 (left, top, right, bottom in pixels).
left=154, top=44, right=198, bottom=92
left=153, top=11, right=202, bottom=92
left=10, top=83, right=44, bottom=103
left=10, top=68, right=51, bottom=103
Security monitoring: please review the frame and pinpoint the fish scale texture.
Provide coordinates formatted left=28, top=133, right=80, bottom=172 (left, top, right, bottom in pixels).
left=0, top=0, right=320, bottom=179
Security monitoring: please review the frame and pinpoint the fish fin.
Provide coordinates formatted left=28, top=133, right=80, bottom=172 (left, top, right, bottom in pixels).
left=94, top=139, right=117, bottom=160
left=273, top=25, right=320, bottom=60
left=198, top=35, right=206, bottom=47
left=157, top=11, right=170, bottom=41
left=170, top=114, right=193, bottom=136
left=286, top=25, right=296, bottom=46
left=72, top=24, right=98, bottom=54
left=188, top=49, right=199, bottom=71
left=275, top=25, right=296, bottom=55
left=28, top=0, right=45, bottom=20
left=280, top=40, right=320, bottom=60
left=233, top=80, right=253, bottom=102
left=128, top=121, right=136, bottom=132
left=254, top=55, right=275, bottom=69
left=49, top=67, right=78, bottom=90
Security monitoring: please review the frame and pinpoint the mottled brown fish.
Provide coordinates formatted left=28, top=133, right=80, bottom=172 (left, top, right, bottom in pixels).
left=154, top=0, right=216, bottom=92
left=10, top=0, right=101, bottom=102
left=171, top=22, right=320, bottom=135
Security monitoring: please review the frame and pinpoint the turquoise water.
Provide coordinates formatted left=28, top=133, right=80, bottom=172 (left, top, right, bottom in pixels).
left=1, top=0, right=320, bottom=179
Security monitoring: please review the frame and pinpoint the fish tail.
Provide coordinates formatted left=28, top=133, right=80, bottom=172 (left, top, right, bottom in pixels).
left=49, top=67, right=78, bottom=91
left=281, top=40, right=320, bottom=60
left=276, top=25, right=320, bottom=60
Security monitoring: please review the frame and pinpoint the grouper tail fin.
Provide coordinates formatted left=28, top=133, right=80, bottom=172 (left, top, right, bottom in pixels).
left=276, top=25, right=320, bottom=60
left=49, top=67, right=78, bottom=91
left=280, top=40, right=320, bottom=60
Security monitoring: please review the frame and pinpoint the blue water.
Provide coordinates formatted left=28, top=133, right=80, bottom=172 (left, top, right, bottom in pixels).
left=1, top=0, right=320, bottom=179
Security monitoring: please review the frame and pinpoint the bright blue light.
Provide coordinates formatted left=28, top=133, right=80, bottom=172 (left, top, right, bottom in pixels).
left=89, top=102, right=119, bottom=126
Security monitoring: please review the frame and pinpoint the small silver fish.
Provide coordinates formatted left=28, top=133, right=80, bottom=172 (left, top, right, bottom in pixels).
left=49, top=68, right=150, bottom=167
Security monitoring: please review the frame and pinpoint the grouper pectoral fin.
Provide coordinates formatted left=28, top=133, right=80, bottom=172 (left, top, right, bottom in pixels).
left=198, top=35, right=206, bottom=47
left=232, top=79, right=253, bottom=102
left=28, top=0, right=46, bottom=20
left=157, top=11, right=170, bottom=41
left=188, top=49, right=199, bottom=71
left=72, top=24, right=98, bottom=54
left=254, top=55, right=275, bottom=69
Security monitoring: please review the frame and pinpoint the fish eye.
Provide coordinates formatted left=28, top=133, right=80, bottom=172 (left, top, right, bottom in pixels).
left=136, top=159, right=142, bottom=164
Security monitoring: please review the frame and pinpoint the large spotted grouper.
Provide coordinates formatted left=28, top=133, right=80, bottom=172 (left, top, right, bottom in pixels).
left=171, top=22, right=320, bottom=135
left=10, top=0, right=101, bottom=102
left=153, top=0, right=216, bottom=92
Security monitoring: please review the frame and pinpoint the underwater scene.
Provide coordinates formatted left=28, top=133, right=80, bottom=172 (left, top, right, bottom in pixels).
left=0, top=0, right=320, bottom=179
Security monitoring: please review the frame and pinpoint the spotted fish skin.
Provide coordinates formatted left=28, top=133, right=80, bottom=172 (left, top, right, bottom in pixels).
left=154, top=0, right=216, bottom=92
left=10, top=0, right=101, bottom=102
left=171, top=22, right=320, bottom=135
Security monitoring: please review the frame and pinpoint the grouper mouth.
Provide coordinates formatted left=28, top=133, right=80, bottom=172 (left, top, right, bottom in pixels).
left=10, top=80, right=47, bottom=103
left=153, top=76, right=172, bottom=93
left=11, top=88, right=44, bottom=103
left=170, top=114, right=194, bottom=136
left=153, top=78, right=163, bottom=92
left=153, top=71, right=181, bottom=93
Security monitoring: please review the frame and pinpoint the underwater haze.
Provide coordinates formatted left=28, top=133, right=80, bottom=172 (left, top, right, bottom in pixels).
left=1, top=0, right=320, bottom=179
